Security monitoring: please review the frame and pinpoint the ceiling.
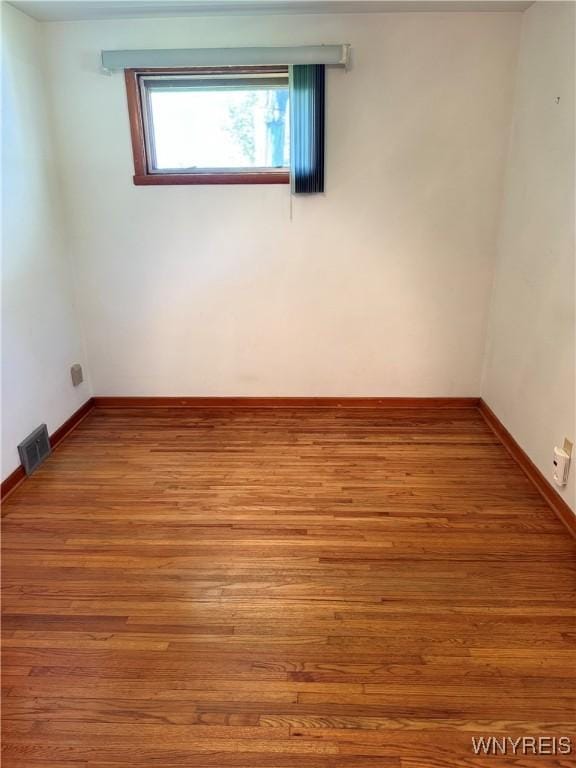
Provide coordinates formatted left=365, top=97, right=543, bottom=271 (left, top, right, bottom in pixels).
left=9, top=0, right=533, bottom=22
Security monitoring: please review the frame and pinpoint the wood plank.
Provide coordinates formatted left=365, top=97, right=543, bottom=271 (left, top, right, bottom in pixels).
left=2, top=405, right=575, bottom=767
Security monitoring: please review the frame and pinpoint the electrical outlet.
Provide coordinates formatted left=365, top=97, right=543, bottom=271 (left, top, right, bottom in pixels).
left=553, top=444, right=571, bottom=487
left=70, top=363, right=83, bottom=387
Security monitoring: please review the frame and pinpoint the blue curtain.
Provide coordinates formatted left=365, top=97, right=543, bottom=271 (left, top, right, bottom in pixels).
left=290, top=64, right=325, bottom=194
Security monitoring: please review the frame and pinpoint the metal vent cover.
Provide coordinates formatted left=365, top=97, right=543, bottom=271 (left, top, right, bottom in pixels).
left=18, top=424, right=51, bottom=475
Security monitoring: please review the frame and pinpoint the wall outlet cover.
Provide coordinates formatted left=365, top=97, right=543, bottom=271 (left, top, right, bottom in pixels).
left=71, top=363, right=83, bottom=387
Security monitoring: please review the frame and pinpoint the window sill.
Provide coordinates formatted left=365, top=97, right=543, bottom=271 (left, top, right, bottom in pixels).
left=133, top=172, right=290, bottom=186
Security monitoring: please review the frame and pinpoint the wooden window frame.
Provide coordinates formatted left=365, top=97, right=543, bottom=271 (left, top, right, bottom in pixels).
left=125, top=67, right=290, bottom=186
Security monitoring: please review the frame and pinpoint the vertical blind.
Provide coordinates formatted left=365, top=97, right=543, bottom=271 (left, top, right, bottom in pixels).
left=290, top=64, right=325, bottom=194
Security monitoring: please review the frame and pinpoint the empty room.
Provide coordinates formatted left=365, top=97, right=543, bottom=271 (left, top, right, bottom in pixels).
left=1, top=0, right=575, bottom=765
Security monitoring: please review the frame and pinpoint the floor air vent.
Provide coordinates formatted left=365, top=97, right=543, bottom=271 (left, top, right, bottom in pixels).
left=18, top=424, right=51, bottom=475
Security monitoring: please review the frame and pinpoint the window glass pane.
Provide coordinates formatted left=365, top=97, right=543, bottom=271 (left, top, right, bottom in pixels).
left=148, top=85, right=290, bottom=171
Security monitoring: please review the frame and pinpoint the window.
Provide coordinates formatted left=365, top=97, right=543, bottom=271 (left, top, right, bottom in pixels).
left=125, top=67, right=290, bottom=185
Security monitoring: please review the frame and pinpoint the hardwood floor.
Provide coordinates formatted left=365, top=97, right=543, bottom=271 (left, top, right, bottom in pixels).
left=2, top=406, right=575, bottom=767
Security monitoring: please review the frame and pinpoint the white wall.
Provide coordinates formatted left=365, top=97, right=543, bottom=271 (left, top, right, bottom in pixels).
left=1, top=4, right=92, bottom=480
left=44, top=11, right=520, bottom=396
left=482, top=1, right=575, bottom=512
